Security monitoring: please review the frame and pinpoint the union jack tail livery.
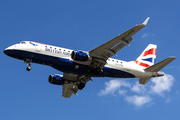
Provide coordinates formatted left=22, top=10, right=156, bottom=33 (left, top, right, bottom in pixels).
left=135, top=44, right=157, bottom=69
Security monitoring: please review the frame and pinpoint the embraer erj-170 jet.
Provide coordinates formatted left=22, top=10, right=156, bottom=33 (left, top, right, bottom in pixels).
left=4, top=17, right=176, bottom=98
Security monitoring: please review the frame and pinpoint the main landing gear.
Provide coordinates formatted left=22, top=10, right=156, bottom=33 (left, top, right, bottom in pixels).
left=77, top=75, right=91, bottom=90
left=24, top=60, right=32, bottom=71
left=91, top=65, right=102, bottom=75
left=88, top=65, right=102, bottom=75
left=78, top=82, right=85, bottom=90
left=94, top=67, right=101, bottom=74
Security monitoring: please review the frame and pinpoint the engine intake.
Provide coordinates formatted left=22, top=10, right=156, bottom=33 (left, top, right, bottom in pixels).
left=71, top=50, right=90, bottom=62
left=48, top=74, right=64, bottom=85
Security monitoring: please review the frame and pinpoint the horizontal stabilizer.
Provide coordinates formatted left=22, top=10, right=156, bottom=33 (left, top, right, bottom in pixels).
left=145, top=57, right=176, bottom=72
left=139, top=77, right=151, bottom=85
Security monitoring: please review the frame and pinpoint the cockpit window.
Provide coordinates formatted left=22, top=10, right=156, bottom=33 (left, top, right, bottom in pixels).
left=20, top=42, right=26, bottom=44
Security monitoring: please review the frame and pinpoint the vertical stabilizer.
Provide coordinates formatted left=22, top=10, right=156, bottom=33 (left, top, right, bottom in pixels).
left=134, top=44, right=157, bottom=69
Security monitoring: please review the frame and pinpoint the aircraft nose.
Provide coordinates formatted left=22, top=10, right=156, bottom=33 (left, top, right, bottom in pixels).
left=4, top=49, right=12, bottom=55
left=3, top=45, right=14, bottom=56
left=4, top=49, right=7, bottom=55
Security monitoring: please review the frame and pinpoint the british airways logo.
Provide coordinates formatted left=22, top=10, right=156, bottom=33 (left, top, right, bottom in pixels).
left=45, top=47, right=71, bottom=56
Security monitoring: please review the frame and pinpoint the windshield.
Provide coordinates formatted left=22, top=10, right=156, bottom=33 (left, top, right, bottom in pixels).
left=20, top=41, right=26, bottom=44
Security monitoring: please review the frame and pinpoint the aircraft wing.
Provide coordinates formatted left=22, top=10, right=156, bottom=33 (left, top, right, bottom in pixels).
left=62, top=73, right=91, bottom=98
left=62, top=83, right=79, bottom=98
left=89, top=17, right=150, bottom=69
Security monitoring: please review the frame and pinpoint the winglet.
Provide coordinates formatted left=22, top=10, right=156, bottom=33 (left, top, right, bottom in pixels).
left=142, top=17, right=150, bottom=25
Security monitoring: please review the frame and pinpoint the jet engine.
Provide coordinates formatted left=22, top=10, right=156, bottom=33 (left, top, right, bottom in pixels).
left=48, top=74, right=64, bottom=85
left=71, top=50, right=91, bottom=62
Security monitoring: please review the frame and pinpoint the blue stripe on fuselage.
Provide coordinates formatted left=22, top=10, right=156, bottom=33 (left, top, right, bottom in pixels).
left=4, top=49, right=135, bottom=78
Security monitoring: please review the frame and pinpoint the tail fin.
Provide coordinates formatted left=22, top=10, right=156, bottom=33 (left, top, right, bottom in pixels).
left=134, top=44, right=157, bottom=69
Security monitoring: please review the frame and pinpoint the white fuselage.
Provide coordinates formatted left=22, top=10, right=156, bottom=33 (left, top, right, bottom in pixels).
left=4, top=41, right=154, bottom=78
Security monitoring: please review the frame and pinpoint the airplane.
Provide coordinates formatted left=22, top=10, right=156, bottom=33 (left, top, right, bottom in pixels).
left=4, top=17, right=176, bottom=98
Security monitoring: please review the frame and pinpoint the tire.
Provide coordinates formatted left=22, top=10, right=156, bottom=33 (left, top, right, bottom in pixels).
left=78, top=83, right=85, bottom=90
left=94, top=67, right=101, bottom=74
left=26, top=66, right=31, bottom=71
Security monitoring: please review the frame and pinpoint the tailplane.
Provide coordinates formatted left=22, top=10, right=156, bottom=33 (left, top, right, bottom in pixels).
left=139, top=57, right=176, bottom=85
left=134, top=44, right=157, bottom=69
left=145, top=57, right=176, bottom=72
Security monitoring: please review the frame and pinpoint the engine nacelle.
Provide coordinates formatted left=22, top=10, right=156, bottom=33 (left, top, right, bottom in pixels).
left=48, top=74, right=64, bottom=85
left=71, top=50, right=91, bottom=62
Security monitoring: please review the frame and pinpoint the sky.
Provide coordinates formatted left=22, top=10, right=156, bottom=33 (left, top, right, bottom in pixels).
left=1, top=0, right=180, bottom=120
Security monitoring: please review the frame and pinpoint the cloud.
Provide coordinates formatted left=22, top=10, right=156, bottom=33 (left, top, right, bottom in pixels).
left=150, top=74, right=174, bottom=96
left=119, top=90, right=128, bottom=95
left=165, top=98, right=171, bottom=103
left=131, top=82, right=146, bottom=94
left=176, top=91, right=180, bottom=99
left=142, top=33, right=149, bottom=38
left=125, top=95, right=152, bottom=106
left=142, top=33, right=154, bottom=38
left=98, top=80, right=130, bottom=96
left=98, top=73, right=175, bottom=107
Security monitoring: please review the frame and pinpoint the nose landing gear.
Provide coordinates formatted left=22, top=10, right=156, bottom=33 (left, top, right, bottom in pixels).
left=26, top=66, right=31, bottom=71
left=24, top=60, right=32, bottom=71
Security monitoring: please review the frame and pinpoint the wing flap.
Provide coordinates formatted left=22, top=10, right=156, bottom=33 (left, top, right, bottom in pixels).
left=62, top=83, right=78, bottom=98
left=61, top=73, right=91, bottom=98
left=112, top=37, right=133, bottom=53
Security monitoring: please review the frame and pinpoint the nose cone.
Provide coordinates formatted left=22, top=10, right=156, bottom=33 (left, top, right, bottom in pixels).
left=4, top=49, right=12, bottom=55
left=4, top=45, right=14, bottom=56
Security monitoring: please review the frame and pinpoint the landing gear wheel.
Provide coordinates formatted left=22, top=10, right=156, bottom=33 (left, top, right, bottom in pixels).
left=94, top=67, right=101, bottom=74
left=26, top=66, right=31, bottom=71
left=78, top=83, right=85, bottom=90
